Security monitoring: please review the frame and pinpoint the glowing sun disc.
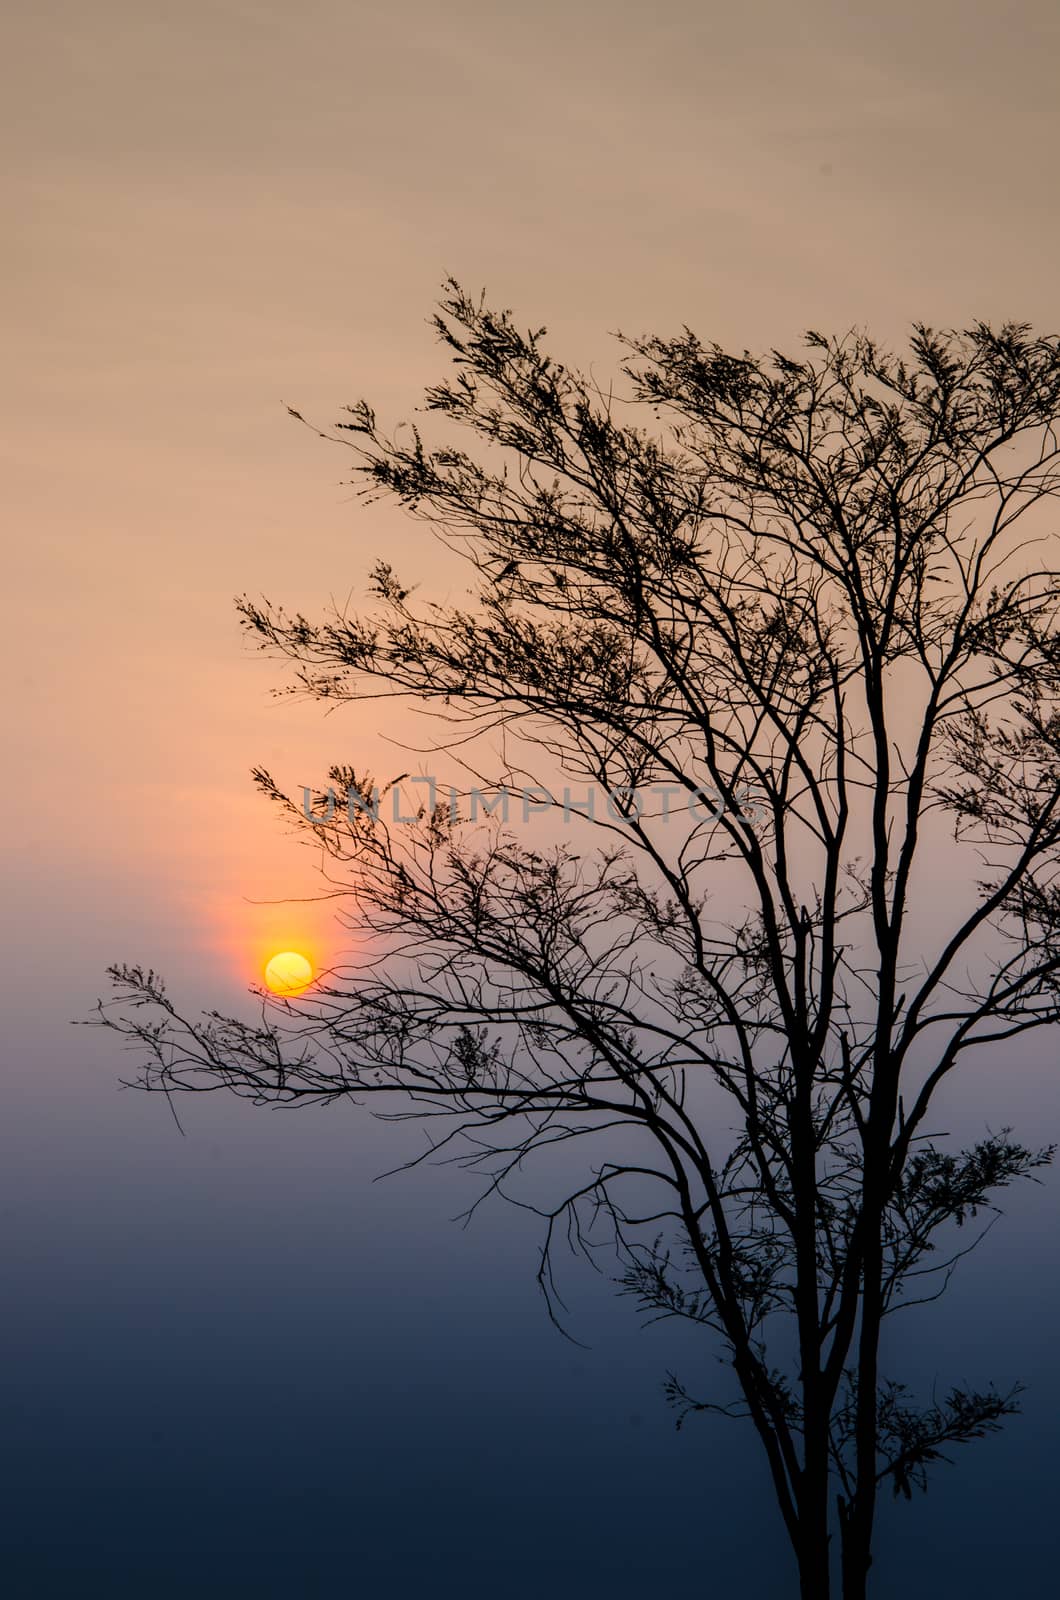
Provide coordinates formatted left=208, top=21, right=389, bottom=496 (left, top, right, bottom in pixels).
left=264, top=950, right=314, bottom=996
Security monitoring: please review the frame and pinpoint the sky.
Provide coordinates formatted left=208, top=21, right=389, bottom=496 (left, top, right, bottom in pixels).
left=3, top=1, right=1060, bottom=1594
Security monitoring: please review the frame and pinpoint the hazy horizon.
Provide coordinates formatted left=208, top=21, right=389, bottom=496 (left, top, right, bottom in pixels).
left=4, top=2, right=1060, bottom=1594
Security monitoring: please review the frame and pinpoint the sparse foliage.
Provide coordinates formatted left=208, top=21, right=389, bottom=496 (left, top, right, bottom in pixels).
left=92, top=285, right=1060, bottom=1597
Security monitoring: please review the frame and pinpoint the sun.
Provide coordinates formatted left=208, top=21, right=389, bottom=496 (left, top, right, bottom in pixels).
left=263, top=950, right=314, bottom=996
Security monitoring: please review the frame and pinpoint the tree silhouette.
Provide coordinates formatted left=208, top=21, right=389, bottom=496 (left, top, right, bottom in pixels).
left=91, top=285, right=1060, bottom=1597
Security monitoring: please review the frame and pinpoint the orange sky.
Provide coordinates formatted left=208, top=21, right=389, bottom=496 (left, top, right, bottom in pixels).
left=5, top=0, right=1060, bottom=1001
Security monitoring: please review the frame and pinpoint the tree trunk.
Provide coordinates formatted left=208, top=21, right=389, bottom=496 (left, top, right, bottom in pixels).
left=797, top=1526, right=832, bottom=1600
left=796, top=1413, right=833, bottom=1598
left=840, top=1511, right=872, bottom=1600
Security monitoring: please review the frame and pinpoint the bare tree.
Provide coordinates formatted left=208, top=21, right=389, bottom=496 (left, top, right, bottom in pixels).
left=91, top=285, right=1060, bottom=1597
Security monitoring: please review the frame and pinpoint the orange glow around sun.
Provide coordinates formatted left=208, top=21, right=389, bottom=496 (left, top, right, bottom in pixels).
left=263, top=950, right=314, bottom=996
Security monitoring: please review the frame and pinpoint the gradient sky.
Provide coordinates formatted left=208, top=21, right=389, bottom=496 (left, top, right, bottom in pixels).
left=4, top=2, right=1060, bottom=1595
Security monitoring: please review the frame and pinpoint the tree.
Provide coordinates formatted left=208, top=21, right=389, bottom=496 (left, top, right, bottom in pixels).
left=91, top=284, right=1060, bottom=1597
